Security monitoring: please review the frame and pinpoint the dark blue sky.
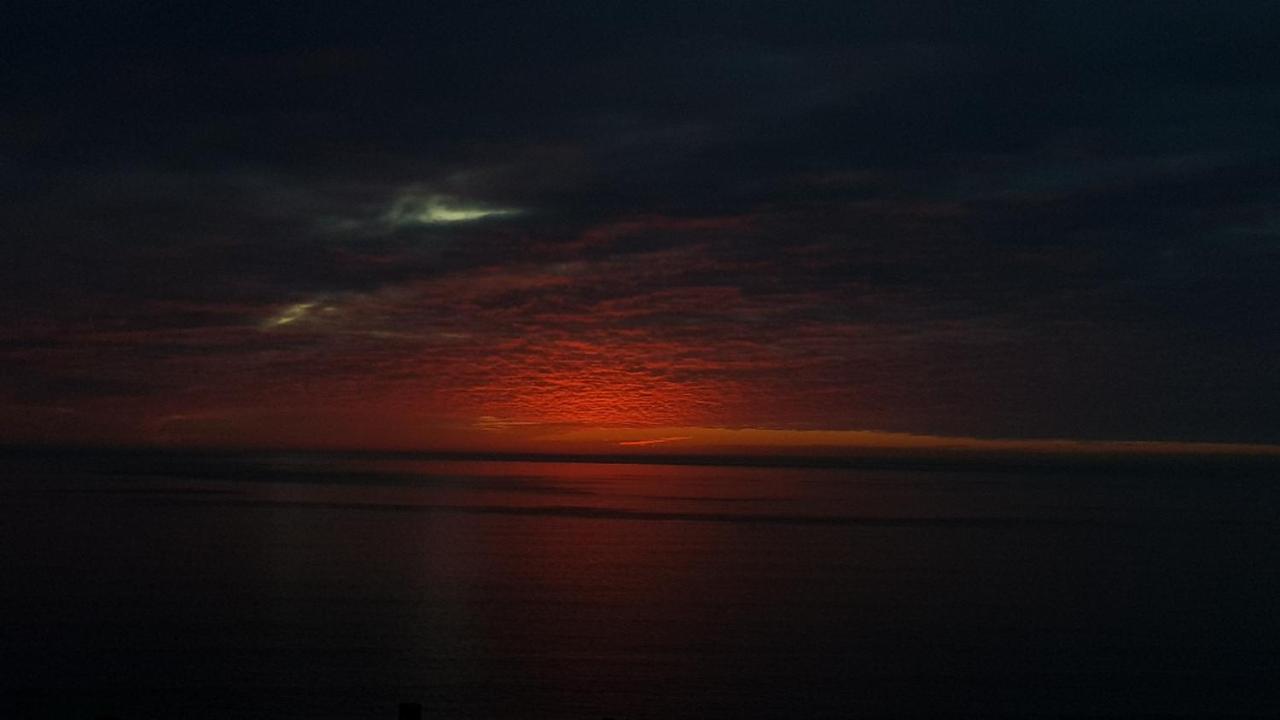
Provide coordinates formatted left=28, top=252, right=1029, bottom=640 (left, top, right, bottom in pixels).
left=3, top=2, right=1279, bottom=449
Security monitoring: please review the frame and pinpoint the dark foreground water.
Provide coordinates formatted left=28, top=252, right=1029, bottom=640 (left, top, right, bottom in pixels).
left=2, top=451, right=1280, bottom=719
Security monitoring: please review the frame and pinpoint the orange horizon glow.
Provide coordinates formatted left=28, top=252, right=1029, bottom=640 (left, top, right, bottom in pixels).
left=73, top=405, right=1280, bottom=459
left=9, top=380, right=1280, bottom=460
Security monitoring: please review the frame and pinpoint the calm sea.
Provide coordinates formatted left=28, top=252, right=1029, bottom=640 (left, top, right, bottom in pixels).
left=2, top=451, right=1279, bottom=718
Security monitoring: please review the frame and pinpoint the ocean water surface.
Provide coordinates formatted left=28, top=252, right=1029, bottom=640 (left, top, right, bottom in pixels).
left=2, top=452, right=1279, bottom=718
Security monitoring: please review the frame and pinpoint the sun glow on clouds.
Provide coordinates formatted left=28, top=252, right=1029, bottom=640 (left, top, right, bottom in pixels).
left=460, top=343, right=732, bottom=428
left=57, top=205, right=1277, bottom=457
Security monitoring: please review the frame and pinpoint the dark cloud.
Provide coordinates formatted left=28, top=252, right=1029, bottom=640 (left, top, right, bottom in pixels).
left=3, top=1, right=1279, bottom=447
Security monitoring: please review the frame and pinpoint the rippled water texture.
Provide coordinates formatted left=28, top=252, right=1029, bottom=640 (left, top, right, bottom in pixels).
left=3, top=453, right=1279, bottom=718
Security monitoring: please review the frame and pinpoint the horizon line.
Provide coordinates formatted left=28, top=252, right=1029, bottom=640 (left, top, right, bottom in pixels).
left=4, top=437, right=1280, bottom=473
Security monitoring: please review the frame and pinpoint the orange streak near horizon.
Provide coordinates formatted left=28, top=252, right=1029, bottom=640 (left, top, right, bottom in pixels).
left=537, top=425, right=1280, bottom=458
left=618, top=436, right=693, bottom=446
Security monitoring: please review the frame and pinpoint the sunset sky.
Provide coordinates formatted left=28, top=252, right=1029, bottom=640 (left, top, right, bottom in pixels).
left=3, top=2, right=1279, bottom=455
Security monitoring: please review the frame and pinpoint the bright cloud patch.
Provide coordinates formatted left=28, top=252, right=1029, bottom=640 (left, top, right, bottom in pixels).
left=262, top=300, right=320, bottom=328
left=385, top=193, right=521, bottom=227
